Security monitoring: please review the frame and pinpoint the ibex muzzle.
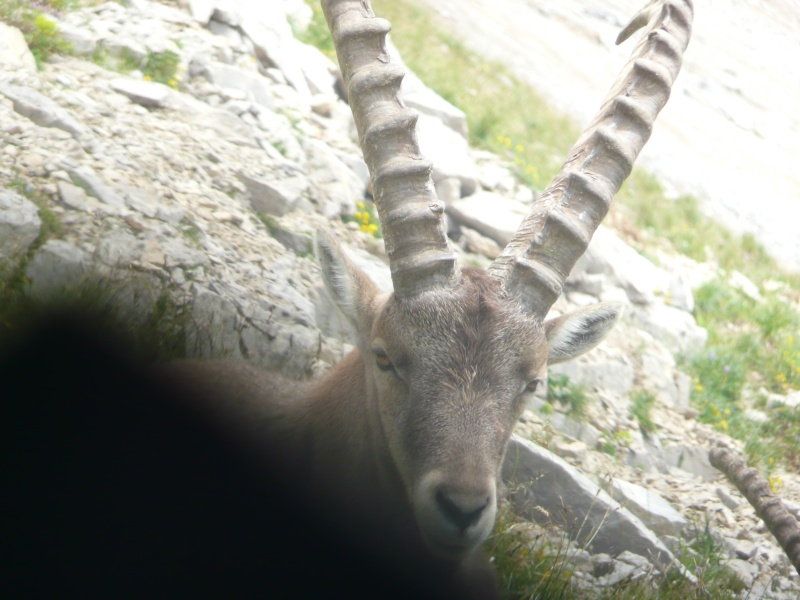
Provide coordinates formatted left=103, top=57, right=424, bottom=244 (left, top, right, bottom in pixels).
left=168, top=0, right=693, bottom=590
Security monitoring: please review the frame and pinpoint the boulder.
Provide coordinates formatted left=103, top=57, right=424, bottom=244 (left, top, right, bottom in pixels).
left=609, top=479, right=688, bottom=537
left=447, top=191, right=528, bottom=246
left=26, top=240, right=88, bottom=298
left=570, top=226, right=695, bottom=312
left=0, top=23, right=36, bottom=72
left=0, top=190, right=41, bottom=269
left=0, top=83, right=86, bottom=139
left=503, top=435, right=689, bottom=578
left=416, top=114, right=478, bottom=195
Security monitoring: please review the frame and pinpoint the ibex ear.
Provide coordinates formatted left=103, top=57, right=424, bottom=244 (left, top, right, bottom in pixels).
left=316, top=229, right=379, bottom=333
left=544, top=302, right=623, bottom=365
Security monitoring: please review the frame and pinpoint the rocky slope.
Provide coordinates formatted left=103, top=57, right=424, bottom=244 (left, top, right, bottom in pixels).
left=1, top=0, right=798, bottom=596
left=418, top=0, right=800, bottom=272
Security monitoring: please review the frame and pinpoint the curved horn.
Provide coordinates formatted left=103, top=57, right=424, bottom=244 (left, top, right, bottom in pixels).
left=488, top=0, right=693, bottom=318
left=321, top=0, right=459, bottom=298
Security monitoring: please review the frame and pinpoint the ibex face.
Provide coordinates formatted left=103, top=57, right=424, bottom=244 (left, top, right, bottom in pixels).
left=319, top=233, right=622, bottom=558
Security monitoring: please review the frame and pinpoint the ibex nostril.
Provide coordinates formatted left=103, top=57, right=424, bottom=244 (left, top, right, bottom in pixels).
left=435, top=489, right=490, bottom=531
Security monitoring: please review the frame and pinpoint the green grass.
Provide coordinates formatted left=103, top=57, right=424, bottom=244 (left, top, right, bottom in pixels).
left=0, top=0, right=76, bottom=68
left=294, top=1, right=335, bottom=58
left=688, top=278, right=800, bottom=470
left=630, top=390, right=657, bottom=437
left=547, top=373, right=590, bottom=420
left=141, top=49, right=180, bottom=87
left=486, top=507, right=747, bottom=599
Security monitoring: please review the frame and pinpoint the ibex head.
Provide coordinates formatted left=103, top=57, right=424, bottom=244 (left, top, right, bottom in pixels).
left=319, top=0, right=693, bottom=558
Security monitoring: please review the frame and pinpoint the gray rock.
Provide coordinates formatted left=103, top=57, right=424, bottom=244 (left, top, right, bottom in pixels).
left=592, top=550, right=653, bottom=587
left=100, top=36, right=148, bottom=67
left=57, top=180, right=110, bottom=214
left=461, top=227, right=501, bottom=260
left=53, top=19, right=97, bottom=56
left=294, top=42, right=337, bottom=96
left=26, top=240, right=88, bottom=298
left=95, top=230, right=144, bottom=267
left=663, top=444, right=719, bottom=482
left=570, top=226, right=695, bottom=311
left=434, top=177, right=462, bottom=205
left=417, top=113, right=477, bottom=195
left=265, top=222, right=313, bottom=255
left=549, top=346, right=635, bottom=397
left=201, top=61, right=275, bottom=106
left=503, top=435, right=688, bottom=577
left=110, top=78, right=171, bottom=108
left=715, top=486, right=741, bottom=510
left=386, top=37, right=469, bottom=138
left=447, top=191, right=528, bottom=246
left=253, top=106, right=305, bottom=161
left=237, top=172, right=309, bottom=216
left=236, top=2, right=312, bottom=103
left=187, top=286, right=242, bottom=360
left=63, top=166, right=126, bottom=210
left=610, top=479, right=688, bottom=537
left=766, top=390, right=800, bottom=410
left=167, top=88, right=258, bottom=147
left=160, top=238, right=210, bottom=269
left=305, top=138, right=364, bottom=218
left=724, top=558, right=758, bottom=589
left=627, top=303, right=708, bottom=356
left=0, top=23, right=36, bottom=72
left=124, top=187, right=159, bottom=218
left=0, top=190, right=41, bottom=269
left=189, top=0, right=215, bottom=24
left=0, top=83, right=86, bottom=138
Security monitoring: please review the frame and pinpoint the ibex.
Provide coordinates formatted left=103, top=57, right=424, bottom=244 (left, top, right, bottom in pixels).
left=166, top=0, right=694, bottom=594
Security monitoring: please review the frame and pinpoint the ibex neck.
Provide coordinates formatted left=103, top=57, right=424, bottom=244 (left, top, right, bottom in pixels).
left=306, top=349, right=407, bottom=513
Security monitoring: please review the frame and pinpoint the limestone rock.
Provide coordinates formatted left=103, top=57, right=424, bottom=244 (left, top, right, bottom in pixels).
left=503, top=435, right=687, bottom=577
left=447, top=191, right=528, bottom=246
left=0, top=190, right=41, bottom=269
left=610, top=479, right=688, bottom=537
left=26, top=240, right=88, bottom=298
left=0, top=23, right=36, bottom=73
left=416, top=113, right=478, bottom=195
left=237, top=172, right=309, bottom=216
left=626, top=303, right=708, bottom=356
left=663, top=444, right=719, bottom=482
left=549, top=346, right=635, bottom=397
left=570, top=226, right=695, bottom=312
left=0, top=83, right=86, bottom=139
left=110, top=78, right=171, bottom=108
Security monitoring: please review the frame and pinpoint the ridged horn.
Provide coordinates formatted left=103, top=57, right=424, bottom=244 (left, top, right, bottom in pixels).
left=488, top=0, right=693, bottom=318
left=710, top=445, right=800, bottom=576
left=321, top=0, right=459, bottom=298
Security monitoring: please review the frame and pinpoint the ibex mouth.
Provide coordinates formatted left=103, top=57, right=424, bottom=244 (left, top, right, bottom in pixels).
left=415, top=473, right=498, bottom=559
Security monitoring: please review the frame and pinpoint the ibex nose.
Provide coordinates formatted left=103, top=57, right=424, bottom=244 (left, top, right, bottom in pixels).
left=435, top=487, right=490, bottom=532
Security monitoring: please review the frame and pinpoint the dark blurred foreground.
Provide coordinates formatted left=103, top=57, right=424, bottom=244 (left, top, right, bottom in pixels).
left=2, top=311, right=494, bottom=599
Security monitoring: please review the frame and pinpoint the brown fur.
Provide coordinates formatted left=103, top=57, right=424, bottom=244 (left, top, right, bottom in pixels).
left=160, top=260, right=621, bottom=598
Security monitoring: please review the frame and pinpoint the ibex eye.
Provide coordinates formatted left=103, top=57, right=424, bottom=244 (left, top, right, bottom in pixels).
left=375, top=352, right=394, bottom=372
left=525, top=380, right=540, bottom=393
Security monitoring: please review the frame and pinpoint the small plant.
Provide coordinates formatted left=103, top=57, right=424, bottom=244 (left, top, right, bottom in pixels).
left=351, top=201, right=381, bottom=237
left=142, top=49, right=181, bottom=88
left=0, top=0, right=74, bottom=68
left=484, top=506, right=580, bottom=600
left=294, top=0, right=336, bottom=58
left=547, top=373, right=590, bottom=419
left=630, top=390, right=657, bottom=436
